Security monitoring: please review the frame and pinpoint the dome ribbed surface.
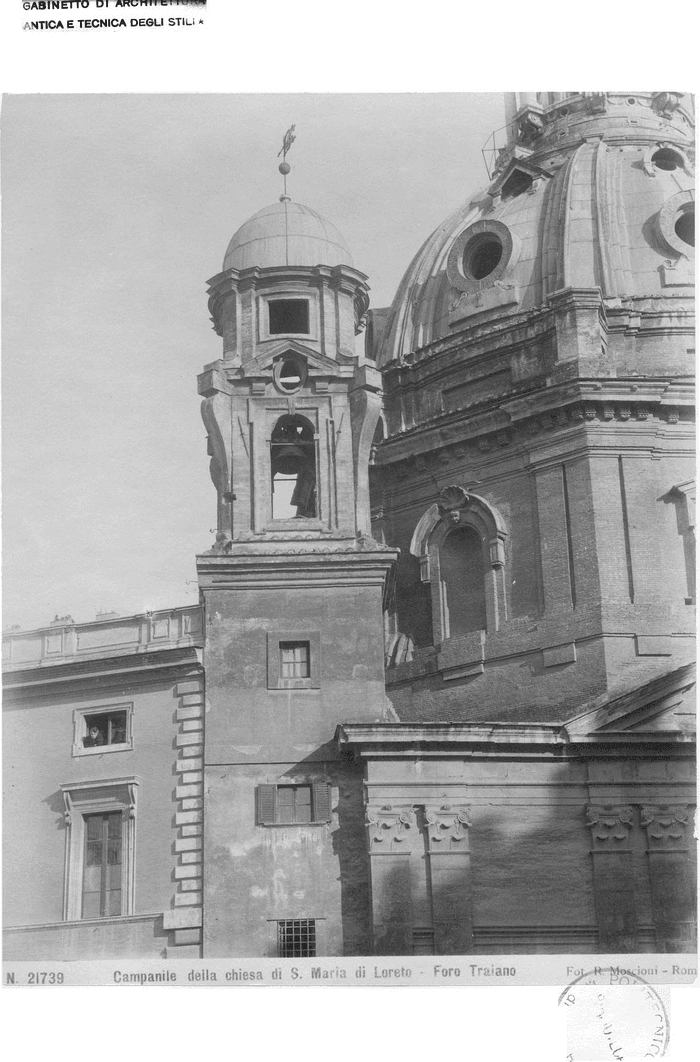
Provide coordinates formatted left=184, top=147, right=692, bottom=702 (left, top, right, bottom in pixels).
left=378, top=103, right=695, bottom=366
left=223, top=200, right=353, bottom=271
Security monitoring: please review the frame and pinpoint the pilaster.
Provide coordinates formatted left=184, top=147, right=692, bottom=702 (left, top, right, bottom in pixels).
left=641, top=804, right=696, bottom=952
left=366, top=804, right=417, bottom=955
left=586, top=804, right=638, bottom=952
left=424, top=804, right=473, bottom=954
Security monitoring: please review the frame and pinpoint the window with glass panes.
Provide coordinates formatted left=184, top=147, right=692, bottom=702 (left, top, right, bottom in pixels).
left=82, top=710, right=128, bottom=748
left=278, top=919, right=316, bottom=957
left=277, top=785, right=312, bottom=824
left=279, top=641, right=310, bottom=680
left=82, top=812, right=122, bottom=918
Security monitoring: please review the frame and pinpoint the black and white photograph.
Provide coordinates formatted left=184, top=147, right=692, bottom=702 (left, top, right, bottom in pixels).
left=3, top=88, right=695, bottom=978
left=0, top=5, right=697, bottom=1054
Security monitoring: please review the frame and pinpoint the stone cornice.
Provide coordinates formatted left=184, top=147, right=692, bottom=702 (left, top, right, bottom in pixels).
left=2, top=645, right=203, bottom=703
left=336, top=722, right=694, bottom=759
left=372, top=386, right=694, bottom=473
left=197, top=544, right=399, bottom=590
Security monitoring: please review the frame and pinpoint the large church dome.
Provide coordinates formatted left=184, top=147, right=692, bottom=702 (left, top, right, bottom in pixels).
left=223, top=199, right=353, bottom=271
left=378, top=92, right=694, bottom=366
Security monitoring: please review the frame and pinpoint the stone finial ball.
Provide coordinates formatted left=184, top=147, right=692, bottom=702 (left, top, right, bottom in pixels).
left=279, top=161, right=291, bottom=175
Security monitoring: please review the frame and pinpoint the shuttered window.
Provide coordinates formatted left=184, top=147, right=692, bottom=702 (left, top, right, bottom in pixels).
left=256, top=783, right=332, bottom=825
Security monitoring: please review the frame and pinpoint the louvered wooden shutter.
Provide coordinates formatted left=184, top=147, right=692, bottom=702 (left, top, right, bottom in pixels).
left=312, top=783, right=332, bottom=823
left=256, top=785, right=277, bottom=825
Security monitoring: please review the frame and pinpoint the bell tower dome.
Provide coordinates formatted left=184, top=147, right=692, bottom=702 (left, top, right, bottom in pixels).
left=195, top=146, right=398, bottom=957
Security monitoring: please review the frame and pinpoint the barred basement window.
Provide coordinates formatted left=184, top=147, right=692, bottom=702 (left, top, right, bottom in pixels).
left=280, top=641, right=310, bottom=680
left=256, top=783, right=332, bottom=825
left=412, top=928, right=435, bottom=955
left=278, top=919, right=316, bottom=957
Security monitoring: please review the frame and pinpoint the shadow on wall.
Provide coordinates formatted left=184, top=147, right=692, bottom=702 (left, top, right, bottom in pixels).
left=280, top=742, right=372, bottom=956
left=362, top=760, right=697, bottom=957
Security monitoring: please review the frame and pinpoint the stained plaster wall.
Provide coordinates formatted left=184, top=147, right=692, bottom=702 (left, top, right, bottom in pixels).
left=202, top=580, right=389, bottom=956
left=3, top=679, right=182, bottom=937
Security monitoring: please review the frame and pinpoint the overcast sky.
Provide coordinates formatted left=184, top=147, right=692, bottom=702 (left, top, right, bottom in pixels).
left=2, top=92, right=505, bottom=630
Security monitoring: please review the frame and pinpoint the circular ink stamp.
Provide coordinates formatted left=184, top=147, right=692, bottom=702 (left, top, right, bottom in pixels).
left=559, top=967, right=670, bottom=1059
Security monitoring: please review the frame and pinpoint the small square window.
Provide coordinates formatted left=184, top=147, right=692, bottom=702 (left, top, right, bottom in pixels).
left=269, top=299, right=309, bottom=335
left=73, top=704, right=133, bottom=756
left=278, top=918, right=316, bottom=957
left=83, top=711, right=128, bottom=748
left=279, top=641, right=310, bottom=680
left=267, top=631, right=320, bottom=690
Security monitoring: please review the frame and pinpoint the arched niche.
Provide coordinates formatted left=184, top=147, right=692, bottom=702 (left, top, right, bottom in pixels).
left=410, top=486, right=508, bottom=642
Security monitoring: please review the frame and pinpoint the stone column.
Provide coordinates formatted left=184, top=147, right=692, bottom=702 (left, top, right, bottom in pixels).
left=641, top=805, right=696, bottom=952
left=424, top=804, right=473, bottom=955
left=586, top=805, right=638, bottom=952
left=366, top=805, right=416, bottom=955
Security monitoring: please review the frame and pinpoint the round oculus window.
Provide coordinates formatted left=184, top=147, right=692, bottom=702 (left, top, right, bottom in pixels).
left=657, top=190, right=695, bottom=258
left=275, top=355, right=307, bottom=393
left=464, top=234, right=504, bottom=280
left=446, top=219, right=516, bottom=294
left=652, top=147, right=684, bottom=172
left=674, top=208, right=694, bottom=248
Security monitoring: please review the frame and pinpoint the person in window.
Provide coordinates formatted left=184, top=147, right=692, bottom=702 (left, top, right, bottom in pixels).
left=84, top=724, right=106, bottom=748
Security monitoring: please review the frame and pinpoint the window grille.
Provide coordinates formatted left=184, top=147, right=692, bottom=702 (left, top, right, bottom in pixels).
left=278, top=919, right=316, bottom=957
left=412, top=928, right=435, bottom=954
left=280, top=641, right=310, bottom=679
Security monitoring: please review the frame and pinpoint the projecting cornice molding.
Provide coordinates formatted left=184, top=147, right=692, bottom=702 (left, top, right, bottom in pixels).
left=336, top=721, right=694, bottom=760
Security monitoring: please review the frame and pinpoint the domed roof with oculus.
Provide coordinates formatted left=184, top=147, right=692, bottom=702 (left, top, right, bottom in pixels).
left=378, top=92, right=694, bottom=366
left=223, top=200, right=353, bottom=271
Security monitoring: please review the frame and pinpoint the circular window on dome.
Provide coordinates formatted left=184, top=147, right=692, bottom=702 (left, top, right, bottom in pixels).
left=463, top=233, right=504, bottom=280
left=274, top=353, right=307, bottom=394
left=643, top=142, right=691, bottom=178
left=652, top=147, right=684, bottom=172
left=674, top=207, right=694, bottom=248
left=657, top=190, right=695, bottom=258
left=446, top=219, right=516, bottom=294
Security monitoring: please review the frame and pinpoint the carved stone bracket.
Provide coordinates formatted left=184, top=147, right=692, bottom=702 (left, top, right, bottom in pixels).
left=424, top=804, right=471, bottom=852
left=437, top=485, right=471, bottom=525
left=435, top=485, right=507, bottom=569
left=366, top=805, right=417, bottom=849
left=653, top=91, right=683, bottom=119
left=586, top=805, right=634, bottom=848
left=516, top=107, right=544, bottom=144
left=641, top=805, right=689, bottom=850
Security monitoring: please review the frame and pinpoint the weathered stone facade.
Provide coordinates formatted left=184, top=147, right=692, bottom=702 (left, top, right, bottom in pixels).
left=3, top=92, right=696, bottom=960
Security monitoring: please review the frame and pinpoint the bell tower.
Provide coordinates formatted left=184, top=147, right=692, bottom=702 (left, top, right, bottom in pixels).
left=196, top=146, right=398, bottom=957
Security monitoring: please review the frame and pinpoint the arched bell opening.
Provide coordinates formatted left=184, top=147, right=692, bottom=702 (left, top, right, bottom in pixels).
left=270, top=414, right=316, bottom=519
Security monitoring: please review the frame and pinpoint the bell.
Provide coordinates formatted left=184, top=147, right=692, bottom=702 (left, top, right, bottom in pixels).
left=272, top=444, right=306, bottom=476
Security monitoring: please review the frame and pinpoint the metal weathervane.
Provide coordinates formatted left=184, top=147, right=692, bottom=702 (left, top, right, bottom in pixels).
left=277, top=125, right=296, bottom=198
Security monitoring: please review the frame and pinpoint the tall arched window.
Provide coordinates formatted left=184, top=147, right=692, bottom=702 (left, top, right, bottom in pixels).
left=270, top=415, right=316, bottom=519
left=440, top=527, right=487, bottom=638
left=410, top=487, right=508, bottom=645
